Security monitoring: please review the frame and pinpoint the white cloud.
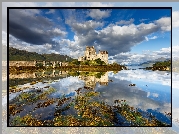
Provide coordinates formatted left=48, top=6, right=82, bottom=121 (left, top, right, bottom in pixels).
left=70, top=20, right=104, bottom=37
left=154, top=47, right=171, bottom=55
left=149, top=36, right=158, bottom=40
left=116, top=18, right=134, bottom=25
left=172, top=11, right=179, bottom=28
left=88, top=9, right=111, bottom=20
left=155, top=17, right=171, bottom=31
left=139, top=18, right=149, bottom=22
left=145, top=36, right=149, bottom=41
left=53, top=28, right=67, bottom=36
left=45, top=9, right=55, bottom=14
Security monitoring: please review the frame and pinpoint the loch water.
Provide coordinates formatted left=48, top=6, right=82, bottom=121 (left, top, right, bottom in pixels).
left=8, top=66, right=171, bottom=126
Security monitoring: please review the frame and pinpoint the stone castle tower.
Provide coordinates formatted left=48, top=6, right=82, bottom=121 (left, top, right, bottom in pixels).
left=78, top=46, right=108, bottom=64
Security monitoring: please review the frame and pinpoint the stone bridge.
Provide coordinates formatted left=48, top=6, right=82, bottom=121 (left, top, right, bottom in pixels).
left=9, top=61, right=68, bottom=67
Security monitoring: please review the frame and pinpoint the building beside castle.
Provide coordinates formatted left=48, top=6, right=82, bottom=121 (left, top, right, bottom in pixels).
left=78, top=46, right=108, bottom=64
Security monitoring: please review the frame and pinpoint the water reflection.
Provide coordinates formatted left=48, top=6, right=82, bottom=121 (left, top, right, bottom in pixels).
left=112, top=67, right=171, bottom=87
left=8, top=68, right=171, bottom=126
left=78, top=72, right=109, bottom=89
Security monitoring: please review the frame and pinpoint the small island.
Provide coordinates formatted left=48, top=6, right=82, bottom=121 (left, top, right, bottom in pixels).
left=145, top=60, right=171, bottom=71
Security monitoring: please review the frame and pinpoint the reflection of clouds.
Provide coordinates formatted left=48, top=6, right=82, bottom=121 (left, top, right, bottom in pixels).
left=96, top=78, right=171, bottom=114
left=50, top=76, right=84, bottom=97
left=152, top=93, right=159, bottom=98
left=147, top=92, right=159, bottom=98
left=7, top=82, right=51, bottom=105
left=5, top=76, right=84, bottom=106
left=109, top=69, right=171, bottom=87
left=172, top=72, right=179, bottom=89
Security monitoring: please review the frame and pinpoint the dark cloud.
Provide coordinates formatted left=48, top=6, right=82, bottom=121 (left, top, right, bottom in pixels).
left=9, top=9, right=52, bottom=29
left=9, top=21, right=53, bottom=45
left=9, top=9, right=66, bottom=46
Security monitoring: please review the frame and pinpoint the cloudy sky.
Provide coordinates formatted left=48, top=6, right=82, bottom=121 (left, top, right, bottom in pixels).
left=6, top=8, right=172, bottom=65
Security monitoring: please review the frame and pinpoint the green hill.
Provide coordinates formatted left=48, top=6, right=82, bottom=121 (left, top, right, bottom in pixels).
left=9, top=47, right=73, bottom=62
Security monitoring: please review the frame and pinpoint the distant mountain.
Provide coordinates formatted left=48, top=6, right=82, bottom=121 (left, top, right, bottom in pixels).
left=139, top=57, right=171, bottom=67
left=9, top=47, right=73, bottom=62
left=127, top=64, right=141, bottom=66
left=125, top=57, right=171, bottom=67
left=154, top=57, right=171, bottom=62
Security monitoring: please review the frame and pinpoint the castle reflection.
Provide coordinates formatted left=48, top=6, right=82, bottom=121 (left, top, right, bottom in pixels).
left=78, top=71, right=108, bottom=89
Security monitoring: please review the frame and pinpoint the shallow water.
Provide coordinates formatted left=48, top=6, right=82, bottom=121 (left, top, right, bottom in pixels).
left=8, top=66, right=172, bottom=126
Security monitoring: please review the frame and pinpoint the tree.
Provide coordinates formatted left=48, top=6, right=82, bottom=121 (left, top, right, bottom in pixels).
left=94, top=58, right=106, bottom=65
left=69, top=59, right=80, bottom=65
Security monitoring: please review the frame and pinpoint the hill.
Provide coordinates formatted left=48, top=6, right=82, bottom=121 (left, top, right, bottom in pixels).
left=9, top=47, right=73, bottom=62
left=139, top=57, right=171, bottom=67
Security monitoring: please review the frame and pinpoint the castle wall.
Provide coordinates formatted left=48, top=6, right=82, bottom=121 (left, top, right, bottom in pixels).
left=84, top=46, right=97, bottom=61
left=97, top=53, right=108, bottom=64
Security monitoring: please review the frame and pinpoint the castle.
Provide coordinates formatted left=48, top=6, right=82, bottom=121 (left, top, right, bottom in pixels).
left=78, top=46, right=108, bottom=64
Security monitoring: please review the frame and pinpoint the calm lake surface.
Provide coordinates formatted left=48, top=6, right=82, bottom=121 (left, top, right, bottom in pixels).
left=8, top=66, right=171, bottom=126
